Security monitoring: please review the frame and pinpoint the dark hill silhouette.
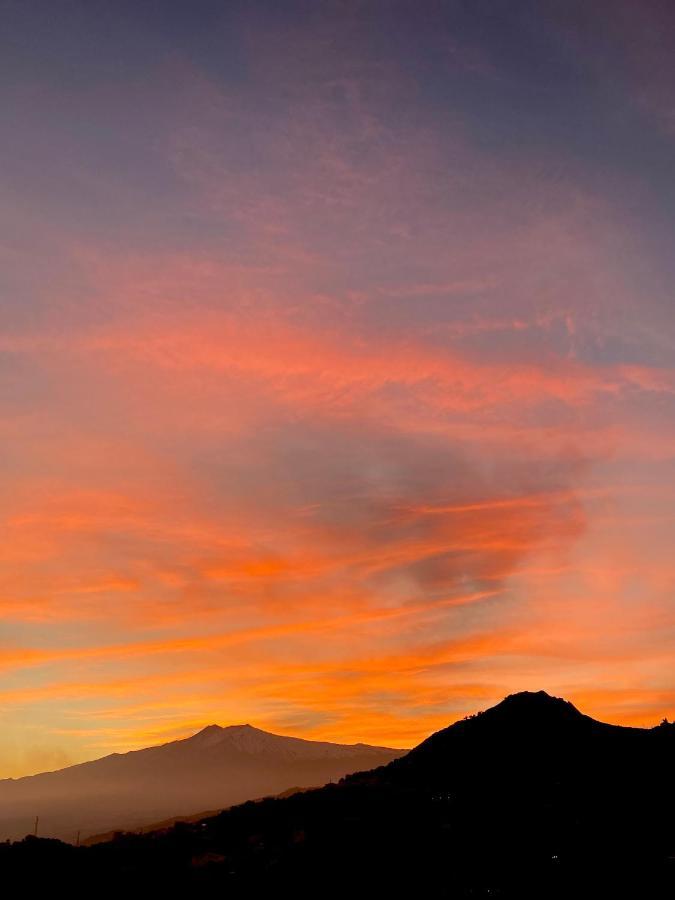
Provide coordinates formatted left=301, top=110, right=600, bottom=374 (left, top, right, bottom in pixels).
left=3, top=691, right=675, bottom=898
left=368, top=688, right=647, bottom=787
left=0, top=723, right=404, bottom=842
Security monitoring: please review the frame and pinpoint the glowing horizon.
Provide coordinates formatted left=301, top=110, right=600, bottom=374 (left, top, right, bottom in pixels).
left=3, top=1, right=675, bottom=778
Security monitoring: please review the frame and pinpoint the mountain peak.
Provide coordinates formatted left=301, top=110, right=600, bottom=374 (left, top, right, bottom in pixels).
left=496, top=690, right=581, bottom=712
left=187, top=723, right=268, bottom=749
left=503, top=689, right=564, bottom=702
left=192, top=723, right=259, bottom=735
left=476, top=690, right=585, bottom=728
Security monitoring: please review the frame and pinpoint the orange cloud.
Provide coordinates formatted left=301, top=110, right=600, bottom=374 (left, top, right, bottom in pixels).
left=3, top=9, right=675, bottom=777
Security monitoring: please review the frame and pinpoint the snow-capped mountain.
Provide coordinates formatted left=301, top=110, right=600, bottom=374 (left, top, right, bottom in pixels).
left=0, top=724, right=406, bottom=843
left=184, top=723, right=399, bottom=759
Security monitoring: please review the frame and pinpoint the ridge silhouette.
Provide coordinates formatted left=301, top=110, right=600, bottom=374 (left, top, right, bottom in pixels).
left=3, top=691, right=674, bottom=898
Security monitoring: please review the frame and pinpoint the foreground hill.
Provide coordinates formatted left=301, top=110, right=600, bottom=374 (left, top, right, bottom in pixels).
left=3, top=691, right=675, bottom=897
left=0, top=723, right=404, bottom=842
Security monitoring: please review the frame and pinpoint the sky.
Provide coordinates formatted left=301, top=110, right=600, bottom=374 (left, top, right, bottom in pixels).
left=3, top=0, right=675, bottom=777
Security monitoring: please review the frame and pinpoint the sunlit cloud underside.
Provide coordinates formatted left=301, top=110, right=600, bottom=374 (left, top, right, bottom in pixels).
left=3, top=1, right=675, bottom=776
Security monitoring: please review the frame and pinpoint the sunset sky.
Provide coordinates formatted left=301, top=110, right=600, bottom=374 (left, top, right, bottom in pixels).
left=3, top=0, right=675, bottom=777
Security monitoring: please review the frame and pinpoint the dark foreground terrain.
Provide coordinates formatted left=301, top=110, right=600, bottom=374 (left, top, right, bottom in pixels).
left=3, top=691, right=675, bottom=898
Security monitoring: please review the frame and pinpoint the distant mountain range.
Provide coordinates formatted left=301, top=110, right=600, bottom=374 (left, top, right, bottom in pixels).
left=3, top=691, right=675, bottom=897
left=0, top=723, right=404, bottom=842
